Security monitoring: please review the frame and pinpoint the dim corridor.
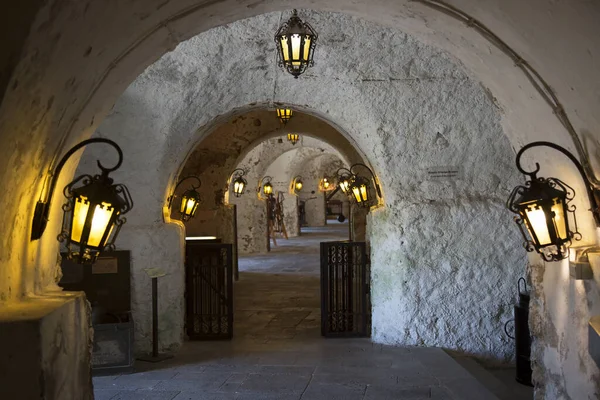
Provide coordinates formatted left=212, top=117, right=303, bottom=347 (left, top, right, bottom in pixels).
left=93, top=224, right=526, bottom=400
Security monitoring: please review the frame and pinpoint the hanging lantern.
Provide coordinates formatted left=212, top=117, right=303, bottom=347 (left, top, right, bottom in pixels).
left=168, top=176, right=201, bottom=222
left=229, top=169, right=247, bottom=197
left=507, top=177, right=576, bottom=261
left=31, top=138, right=133, bottom=264
left=293, top=175, right=303, bottom=193
left=505, top=141, right=600, bottom=262
left=274, top=9, right=318, bottom=78
left=287, top=133, right=300, bottom=145
left=277, top=108, right=293, bottom=124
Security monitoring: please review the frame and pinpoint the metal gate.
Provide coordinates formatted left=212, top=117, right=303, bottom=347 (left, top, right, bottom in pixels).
left=320, top=241, right=371, bottom=337
left=185, top=242, right=233, bottom=340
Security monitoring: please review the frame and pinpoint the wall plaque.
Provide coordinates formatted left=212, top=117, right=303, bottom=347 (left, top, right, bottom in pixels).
left=426, top=166, right=462, bottom=181
left=92, top=257, right=119, bottom=274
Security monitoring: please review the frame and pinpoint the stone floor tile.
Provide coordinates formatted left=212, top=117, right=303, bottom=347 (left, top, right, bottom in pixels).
left=235, top=394, right=302, bottom=400
left=94, top=375, right=120, bottom=385
left=111, top=390, right=180, bottom=400
left=100, top=376, right=162, bottom=391
left=173, top=393, right=236, bottom=400
left=257, top=365, right=315, bottom=375
left=94, top=389, right=122, bottom=400
left=154, top=374, right=231, bottom=392
left=300, top=382, right=366, bottom=400
left=364, top=385, right=453, bottom=400
left=442, top=377, right=500, bottom=400
left=121, top=370, right=179, bottom=380
left=237, top=373, right=311, bottom=394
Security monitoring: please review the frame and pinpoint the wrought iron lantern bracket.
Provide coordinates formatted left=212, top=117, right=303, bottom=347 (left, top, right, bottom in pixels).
left=168, top=175, right=201, bottom=208
left=31, top=138, right=132, bottom=241
left=514, top=141, right=600, bottom=225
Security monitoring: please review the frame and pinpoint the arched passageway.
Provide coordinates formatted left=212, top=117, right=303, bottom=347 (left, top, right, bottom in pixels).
left=1, top=3, right=599, bottom=399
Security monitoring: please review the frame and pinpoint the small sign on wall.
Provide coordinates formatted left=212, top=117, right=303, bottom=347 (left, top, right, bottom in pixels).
left=92, top=257, right=119, bottom=274
left=426, top=166, right=462, bottom=181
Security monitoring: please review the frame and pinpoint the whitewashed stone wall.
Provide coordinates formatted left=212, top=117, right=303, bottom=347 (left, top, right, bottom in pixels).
left=74, top=12, right=528, bottom=368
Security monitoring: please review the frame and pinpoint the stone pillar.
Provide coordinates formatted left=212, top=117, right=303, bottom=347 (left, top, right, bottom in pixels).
left=0, top=292, right=93, bottom=400
left=351, top=205, right=368, bottom=242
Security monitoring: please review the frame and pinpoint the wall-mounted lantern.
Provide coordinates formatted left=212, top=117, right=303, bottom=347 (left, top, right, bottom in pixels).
left=30, top=138, right=133, bottom=264
left=507, top=141, right=600, bottom=262
left=319, top=177, right=335, bottom=192
left=168, top=176, right=201, bottom=222
left=259, top=176, right=274, bottom=198
left=292, top=175, right=304, bottom=194
left=229, top=169, right=247, bottom=197
left=287, top=133, right=300, bottom=145
left=274, top=9, right=318, bottom=78
left=336, top=163, right=382, bottom=208
left=277, top=108, right=293, bottom=125
left=337, top=173, right=353, bottom=195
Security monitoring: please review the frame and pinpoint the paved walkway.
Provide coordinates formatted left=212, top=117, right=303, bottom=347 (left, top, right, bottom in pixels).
left=93, top=224, right=503, bottom=400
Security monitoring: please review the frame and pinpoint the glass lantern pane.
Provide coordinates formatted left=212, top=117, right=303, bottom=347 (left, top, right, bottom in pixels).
left=183, top=198, right=197, bottom=216
left=352, top=186, right=362, bottom=203
left=551, top=200, right=568, bottom=240
left=291, top=34, right=301, bottom=65
left=340, top=180, right=349, bottom=194
left=360, top=185, right=368, bottom=202
left=280, top=37, right=290, bottom=62
left=88, top=202, right=115, bottom=247
left=525, top=207, right=551, bottom=245
left=303, top=36, right=311, bottom=61
left=71, top=196, right=90, bottom=243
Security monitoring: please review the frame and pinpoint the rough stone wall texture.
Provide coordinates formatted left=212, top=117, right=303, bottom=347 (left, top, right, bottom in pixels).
left=529, top=251, right=600, bottom=400
left=0, top=293, right=93, bottom=400
left=1, top=2, right=599, bottom=400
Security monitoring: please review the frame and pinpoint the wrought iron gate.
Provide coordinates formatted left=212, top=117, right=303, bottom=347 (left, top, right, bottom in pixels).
left=320, top=241, right=371, bottom=337
left=185, top=242, right=233, bottom=340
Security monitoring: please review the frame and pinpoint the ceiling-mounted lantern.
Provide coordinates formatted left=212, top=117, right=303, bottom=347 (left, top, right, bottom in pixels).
left=277, top=108, right=293, bottom=125
left=287, top=133, right=300, bottom=145
left=274, top=9, right=318, bottom=78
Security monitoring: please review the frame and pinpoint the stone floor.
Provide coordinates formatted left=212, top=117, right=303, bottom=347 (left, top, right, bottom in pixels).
left=93, top=223, right=527, bottom=400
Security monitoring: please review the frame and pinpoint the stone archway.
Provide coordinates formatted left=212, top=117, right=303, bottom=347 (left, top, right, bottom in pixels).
left=70, top=12, right=524, bottom=363
left=2, top=3, right=599, bottom=398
